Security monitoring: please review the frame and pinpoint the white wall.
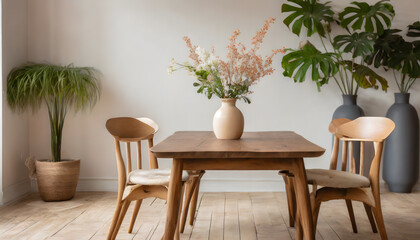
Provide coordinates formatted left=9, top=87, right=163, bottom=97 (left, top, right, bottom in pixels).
left=1, top=0, right=30, bottom=204
left=25, top=0, right=420, bottom=192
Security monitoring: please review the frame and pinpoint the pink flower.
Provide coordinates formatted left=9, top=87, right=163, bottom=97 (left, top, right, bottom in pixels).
left=177, top=18, right=285, bottom=100
left=183, top=36, right=200, bottom=65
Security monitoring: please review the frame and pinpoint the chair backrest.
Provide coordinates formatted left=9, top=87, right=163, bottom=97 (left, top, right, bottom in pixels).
left=329, top=117, right=395, bottom=184
left=106, top=117, right=160, bottom=185
left=328, top=118, right=351, bottom=170
left=329, top=117, right=395, bottom=175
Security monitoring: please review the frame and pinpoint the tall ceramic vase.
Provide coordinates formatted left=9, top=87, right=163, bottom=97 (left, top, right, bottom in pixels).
left=383, top=93, right=419, bottom=193
left=213, top=98, right=244, bottom=140
left=332, top=95, right=365, bottom=172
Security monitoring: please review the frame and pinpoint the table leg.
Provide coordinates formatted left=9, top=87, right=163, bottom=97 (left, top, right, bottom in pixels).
left=292, top=158, right=315, bottom=240
left=164, top=158, right=183, bottom=240
left=295, top=207, right=303, bottom=240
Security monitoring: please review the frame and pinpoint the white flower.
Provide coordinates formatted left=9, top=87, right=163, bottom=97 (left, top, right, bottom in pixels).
left=231, top=74, right=239, bottom=84
left=167, top=66, right=174, bottom=75
left=207, top=74, right=214, bottom=83
left=207, top=54, right=218, bottom=66
left=195, top=46, right=203, bottom=55
left=224, top=85, right=230, bottom=94
left=196, top=47, right=211, bottom=64
left=170, top=58, right=175, bottom=65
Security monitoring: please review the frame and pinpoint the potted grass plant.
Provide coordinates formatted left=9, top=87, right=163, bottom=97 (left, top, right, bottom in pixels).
left=367, top=21, right=420, bottom=193
left=7, top=63, right=100, bottom=201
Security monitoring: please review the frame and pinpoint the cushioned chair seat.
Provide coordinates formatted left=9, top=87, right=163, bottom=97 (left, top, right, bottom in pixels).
left=306, top=169, right=370, bottom=188
left=128, top=169, right=189, bottom=185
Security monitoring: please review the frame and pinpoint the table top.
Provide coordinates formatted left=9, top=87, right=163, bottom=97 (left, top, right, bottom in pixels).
left=151, top=131, right=325, bottom=159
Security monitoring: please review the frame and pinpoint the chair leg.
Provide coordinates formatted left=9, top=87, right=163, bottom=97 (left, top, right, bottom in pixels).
left=180, top=177, right=199, bottom=233
left=312, top=200, right=321, bottom=233
left=107, top=200, right=124, bottom=240
left=188, top=181, right=201, bottom=226
left=111, top=200, right=131, bottom=240
left=128, top=199, right=143, bottom=233
left=363, top=203, right=377, bottom=233
left=372, top=204, right=388, bottom=240
left=345, top=200, right=358, bottom=233
left=282, top=175, right=296, bottom=227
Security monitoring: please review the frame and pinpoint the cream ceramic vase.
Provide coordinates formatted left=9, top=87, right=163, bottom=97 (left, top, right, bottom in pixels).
left=213, top=98, right=244, bottom=139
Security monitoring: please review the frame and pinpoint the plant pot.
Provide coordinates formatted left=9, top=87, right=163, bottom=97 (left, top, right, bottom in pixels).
left=213, top=98, right=244, bottom=139
left=35, top=159, right=80, bottom=201
left=332, top=95, right=365, bottom=172
left=383, top=93, right=419, bottom=193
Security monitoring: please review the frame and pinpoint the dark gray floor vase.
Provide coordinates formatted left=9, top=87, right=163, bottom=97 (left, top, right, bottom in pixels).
left=383, top=93, right=419, bottom=193
left=332, top=95, right=365, bottom=172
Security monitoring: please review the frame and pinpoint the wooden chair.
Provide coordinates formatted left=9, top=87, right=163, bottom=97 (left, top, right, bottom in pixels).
left=179, top=169, right=205, bottom=233
left=105, top=117, right=204, bottom=240
left=281, top=117, right=395, bottom=240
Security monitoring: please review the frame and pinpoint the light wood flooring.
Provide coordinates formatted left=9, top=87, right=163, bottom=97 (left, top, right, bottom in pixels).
left=0, top=191, right=419, bottom=240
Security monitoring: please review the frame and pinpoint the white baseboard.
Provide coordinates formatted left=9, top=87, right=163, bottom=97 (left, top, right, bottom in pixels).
left=1, top=179, right=31, bottom=205
left=30, top=177, right=120, bottom=192
left=77, top=177, right=119, bottom=192
left=200, top=178, right=285, bottom=192
left=29, top=177, right=420, bottom=193
left=65, top=177, right=286, bottom=193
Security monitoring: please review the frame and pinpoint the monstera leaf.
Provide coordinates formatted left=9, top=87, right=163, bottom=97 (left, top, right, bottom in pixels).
left=367, top=25, right=420, bottom=79
left=408, top=21, right=420, bottom=49
left=407, top=21, right=420, bottom=37
left=339, top=0, right=395, bottom=35
left=282, top=42, right=338, bottom=90
left=334, top=32, right=375, bottom=58
left=389, top=45, right=420, bottom=79
left=365, top=29, right=405, bottom=68
left=344, top=61, right=388, bottom=91
left=282, top=0, right=334, bottom=37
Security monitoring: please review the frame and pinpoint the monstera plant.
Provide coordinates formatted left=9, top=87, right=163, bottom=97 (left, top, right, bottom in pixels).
left=281, top=0, right=394, bottom=94
left=281, top=0, right=395, bottom=173
left=366, top=21, right=420, bottom=193
left=367, top=21, right=420, bottom=92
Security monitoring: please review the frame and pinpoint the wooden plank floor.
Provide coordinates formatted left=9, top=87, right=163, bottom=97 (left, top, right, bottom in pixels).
left=0, top=191, right=419, bottom=240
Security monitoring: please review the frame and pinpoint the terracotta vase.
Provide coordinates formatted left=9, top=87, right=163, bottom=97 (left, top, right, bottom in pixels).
left=35, top=159, right=80, bottom=201
left=213, top=98, right=244, bottom=139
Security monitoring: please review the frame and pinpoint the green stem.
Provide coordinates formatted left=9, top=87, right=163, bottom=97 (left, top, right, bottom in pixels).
left=318, top=35, right=329, bottom=53
left=340, top=65, right=350, bottom=94
left=401, top=72, right=407, bottom=93
left=393, top=69, right=402, bottom=92
left=332, top=76, right=345, bottom=94
left=326, top=31, right=349, bottom=94
left=350, top=58, right=355, bottom=94
left=405, top=78, right=416, bottom=93
left=354, top=58, right=364, bottom=95
left=46, top=95, right=67, bottom=162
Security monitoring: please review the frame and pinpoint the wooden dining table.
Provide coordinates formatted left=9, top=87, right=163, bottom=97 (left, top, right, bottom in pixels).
left=151, top=131, right=325, bottom=240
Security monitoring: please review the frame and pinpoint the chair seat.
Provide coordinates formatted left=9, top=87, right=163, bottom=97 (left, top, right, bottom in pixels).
left=306, top=169, right=370, bottom=188
left=128, top=169, right=189, bottom=185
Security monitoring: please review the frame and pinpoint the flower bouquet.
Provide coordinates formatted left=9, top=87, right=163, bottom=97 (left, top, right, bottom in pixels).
left=168, top=18, right=284, bottom=139
left=168, top=17, right=284, bottom=104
